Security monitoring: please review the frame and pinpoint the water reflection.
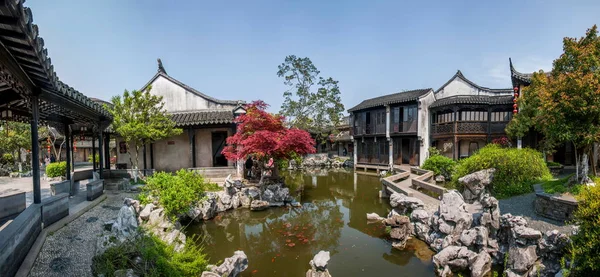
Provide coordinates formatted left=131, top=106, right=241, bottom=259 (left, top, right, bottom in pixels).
left=186, top=170, right=435, bottom=277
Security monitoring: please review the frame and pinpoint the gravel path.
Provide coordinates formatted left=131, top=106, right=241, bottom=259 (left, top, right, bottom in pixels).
left=498, top=192, right=574, bottom=234
left=29, top=191, right=136, bottom=277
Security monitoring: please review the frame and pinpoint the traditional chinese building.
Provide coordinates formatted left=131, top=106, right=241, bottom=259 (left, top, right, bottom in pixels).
left=349, top=71, right=514, bottom=169
left=430, top=71, right=513, bottom=159
left=115, top=60, right=245, bottom=174
left=348, top=88, right=436, bottom=167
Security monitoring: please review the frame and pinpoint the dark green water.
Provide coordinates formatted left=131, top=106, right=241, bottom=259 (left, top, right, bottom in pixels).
left=186, top=170, right=435, bottom=277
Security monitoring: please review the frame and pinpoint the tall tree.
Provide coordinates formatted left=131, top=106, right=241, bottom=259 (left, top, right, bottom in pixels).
left=39, top=126, right=65, bottom=161
left=106, top=87, right=182, bottom=179
left=222, top=100, right=315, bottom=179
left=507, top=25, right=600, bottom=184
left=277, top=55, right=345, bottom=145
left=0, top=121, right=31, bottom=154
left=0, top=121, right=31, bottom=165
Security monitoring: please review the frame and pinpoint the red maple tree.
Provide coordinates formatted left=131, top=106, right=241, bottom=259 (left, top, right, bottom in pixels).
left=222, top=100, right=316, bottom=177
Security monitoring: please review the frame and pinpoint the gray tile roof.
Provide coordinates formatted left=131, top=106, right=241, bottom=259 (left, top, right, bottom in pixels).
left=436, top=70, right=513, bottom=94
left=348, top=88, right=432, bottom=112
left=141, top=61, right=243, bottom=106
left=169, top=110, right=234, bottom=126
left=509, top=58, right=551, bottom=85
left=0, top=2, right=111, bottom=120
left=430, top=95, right=513, bottom=109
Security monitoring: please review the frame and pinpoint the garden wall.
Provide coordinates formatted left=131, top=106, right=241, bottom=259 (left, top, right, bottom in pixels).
left=534, top=184, right=578, bottom=222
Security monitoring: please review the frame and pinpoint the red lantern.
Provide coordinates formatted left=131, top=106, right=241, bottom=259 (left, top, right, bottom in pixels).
left=514, top=92, right=519, bottom=98
left=513, top=104, right=518, bottom=109
left=513, top=98, right=517, bottom=103
left=513, top=87, right=519, bottom=93
left=513, top=109, right=518, bottom=114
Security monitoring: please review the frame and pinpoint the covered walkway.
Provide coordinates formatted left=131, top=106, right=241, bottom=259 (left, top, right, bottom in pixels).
left=0, top=2, right=113, bottom=276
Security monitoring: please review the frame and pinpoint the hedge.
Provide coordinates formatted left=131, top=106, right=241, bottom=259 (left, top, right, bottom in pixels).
left=46, top=161, right=67, bottom=178
left=451, top=144, right=552, bottom=198
left=422, top=154, right=456, bottom=179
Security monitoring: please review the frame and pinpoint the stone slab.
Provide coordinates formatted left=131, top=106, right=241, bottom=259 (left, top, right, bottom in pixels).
left=0, top=204, right=42, bottom=277
left=0, top=188, right=26, bottom=221
left=86, top=180, right=104, bottom=201
left=41, top=193, right=69, bottom=227
left=50, top=180, right=71, bottom=196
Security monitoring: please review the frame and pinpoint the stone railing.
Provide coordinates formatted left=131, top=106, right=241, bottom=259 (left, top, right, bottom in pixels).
left=87, top=179, right=104, bottom=201
left=411, top=167, right=447, bottom=196
left=533, top=184, right=578, bottom=222
left=0, top=188, right=25, bottom=221
left=0, top=203, right=42, bottom=277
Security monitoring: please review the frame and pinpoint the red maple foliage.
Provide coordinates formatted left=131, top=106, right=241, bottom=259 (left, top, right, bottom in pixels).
left=222, top=100, right=316, bottom=165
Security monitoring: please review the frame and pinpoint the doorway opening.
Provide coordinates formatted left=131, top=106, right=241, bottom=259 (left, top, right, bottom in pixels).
left=212, top=131, right=228, bottom=167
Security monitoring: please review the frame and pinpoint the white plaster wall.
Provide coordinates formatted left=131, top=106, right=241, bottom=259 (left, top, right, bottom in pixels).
left=459, top=140, right=486, bottom=158
left=435, top=77, right=512, bottom=100
left=194, top=128, right=233, bottom=168
left=153, top=133, right=191, bottom=172
left=147, top=76, right=236, bottom=112
left=418, top=90, right=436, bottom=165
left=115, top=137, right=145, bottom=168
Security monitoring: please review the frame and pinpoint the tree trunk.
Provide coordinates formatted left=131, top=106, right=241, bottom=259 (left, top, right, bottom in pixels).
left=573, top=141, right=579, bottom=184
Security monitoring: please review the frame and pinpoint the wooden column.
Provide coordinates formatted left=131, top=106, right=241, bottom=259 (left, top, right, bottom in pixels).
left=99, top=130, right=104, bottom=177
left=104, top=133, right=110, bottom=169
left=188, top=129, right=196, bottom=168
left=30, top=95, right=41, bottom=204
left=92, top=134, right=96, bottom=172
left=487, top=108, right=492, bottom=143
left=64, top=124, right=71, bottom=180
left=70, top=133, right=74, bottom=171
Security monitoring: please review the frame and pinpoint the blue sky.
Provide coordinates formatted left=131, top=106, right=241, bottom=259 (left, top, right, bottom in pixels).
left=27, top=0, right=600, bottom=113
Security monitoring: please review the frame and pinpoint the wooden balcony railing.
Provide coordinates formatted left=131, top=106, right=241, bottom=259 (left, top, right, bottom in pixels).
left=392, top=120, right=418, bottom=133
left=353, top=124, right=386, bottom=136
left=431, top=121, right=508, bottom=135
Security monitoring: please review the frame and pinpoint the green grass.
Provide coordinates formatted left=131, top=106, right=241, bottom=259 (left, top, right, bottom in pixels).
left=541, top=174, right=584, bottom=195
left=546, top=161, right=562, bottom=167
left=92, top=232, right=208, bottom=277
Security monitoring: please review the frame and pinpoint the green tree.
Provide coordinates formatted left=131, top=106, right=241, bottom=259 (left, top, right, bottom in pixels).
left=0, top=121, right=31, bottom=155
left=106, top=87, right=182, bottom=179
left=507, top=25, right=600, bottom=184
left=277, top=55, right=345, bottom=145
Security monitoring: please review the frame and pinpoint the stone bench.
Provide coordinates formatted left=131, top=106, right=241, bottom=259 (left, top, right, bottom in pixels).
left=0, top=204, right=42, bottom=277
left=0, top=189, right=26, bottom=221
left=87, top=179, right=104, bottom=201
left=50, top=180, right=71, bottom=196
left=41, top=193, right=69, bottom=226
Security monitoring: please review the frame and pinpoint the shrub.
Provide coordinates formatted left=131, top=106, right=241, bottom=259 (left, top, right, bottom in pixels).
left=92, top=232, right=208, bottom=277
left=1, top=153, right=14, bottom=164
left=140, top=169, right=219, bottom=218
left=451, top=144, right=552, bottom=198
left=422, top=154, right=456, bottom=179
left=88, top=154, right=100, bottom=163
left=569, top=184, right=600, bottom=276
left=46, top=161, right=67, bottom=178
left=428, top=147, right=442, bottom=157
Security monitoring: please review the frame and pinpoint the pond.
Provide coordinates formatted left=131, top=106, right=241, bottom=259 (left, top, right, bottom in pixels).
left=185, top=169, right=435, bottom=277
